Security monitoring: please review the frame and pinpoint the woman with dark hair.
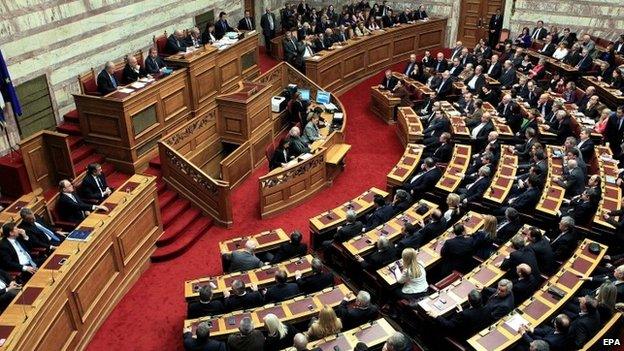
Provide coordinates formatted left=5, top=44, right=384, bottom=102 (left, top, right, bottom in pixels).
left=514, top=27, right=532, bottom=48
left=202, top=22, right=217, bottom=44
left=269, top=138, right=292, bottom=170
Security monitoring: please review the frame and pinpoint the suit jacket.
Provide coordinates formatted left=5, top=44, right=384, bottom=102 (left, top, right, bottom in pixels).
left=605, top=115, right=624, bottom=152
left=500, top=247, right=541, bottom=277
left=560, top=167, right=585, bottom=198
left=423, top=116, right=451, bottom=138
left=187, top=300, right=225, bottom=319
left=381, top=15, right=395, bottom=28
left=449, top=64, right=463, bottom=77
left=144, top=56, right=165, bottom=74
left=511, top=187, right=540, bottom=212
left=362, top=246, right=399, bottom=269
left=224, top=290, right=264, bottom=311
left=296, top=271, right=334, bottom=294
left=403, top=61, right=419, bottom=78
left=483, top=287, right=515, bottom=322
left=531, top=27, right=547, bottom=40
left=432, top=143, right=453, bottom=163
left=494, top=220, right=523, bottom=245
left=440, top=235, right=475, bottom=275
left=548, top=230, right=578, bottom=261
left=18, top=219, right=58, bottom=250
left=0, top=238, right=36, bottom=271
left=283, top=37, right=299, bottom=61
left=437, top=305, right=489, bottom=338
left=463, top=176, right=491, bottom=203
left=271, top=242, right=307, bottom=263
left=512, top=274, right=540, bottom=304
left=528, top=239, right=556, bottom=275
left=380, top=76, right=398, bottom=90
left=568, top=311, right=601, bottom=349
left=537, top=100, right=553, bottom=118
left=227, top=330, right=265, bottom=351
left=260, top=13, right=277, bottom=36
left=80, top=174, right=109, bottom=202
left=269, top=148, right=290, bottom=170
left=566, top=198, right=596, bottom=225
left=96, top=70, right=118, bottom=95
left=575, top=55, right=593, bottom=72
left=183, top=332, right=227, bottom=351
left=165, top=34, right=187, bottom=54
left=238, top=17, right=255, bottom=31
left=335, top=221, right=364, bottom=242
left=214, top=19, right=235, bottom=40
left=399, top=218, right=447, bottom=248
left=405, top=167, right=442, bottom=194
left=435, top=79, right=452, bottom=98
left=460, top=54, right=475, bottom=67
left=450, top=47, right=463, bottom=61
left=58, top=192, right=93, bottom=223
left=540, top=43, right=557, bottom=57
left=265, top=282, right=300, bottom=303
left=498, top=68, right=517, bottom=88
left=228, top=250, right=263, bottom=272
left=336, top=300, right=378, bottom=329
left=433, top=59, right=449, bottom=73
left=486, top=62, right=502, bottom=79
left=522, top=88, right=541, bottom=108
left=521, top=326, right=567, bottom=351
left=365, top=205, right=395, bottom=229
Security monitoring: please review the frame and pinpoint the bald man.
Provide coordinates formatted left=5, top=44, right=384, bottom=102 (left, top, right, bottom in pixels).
left=96, top=61, right=118, bottom=95
left=166, top=29, right=187, bottom=54
left=122, top=56, right=147, bottom=84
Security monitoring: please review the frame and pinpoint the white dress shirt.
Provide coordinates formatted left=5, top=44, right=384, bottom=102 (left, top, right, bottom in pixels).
left=7, top=238, right=36, bottom=269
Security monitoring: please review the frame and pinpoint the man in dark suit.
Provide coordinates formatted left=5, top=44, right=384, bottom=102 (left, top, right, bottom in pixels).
left=423, top=112, right=451, bottom=147
left=482, top=279, right=515, bottom=323
left=521, top=81, right=542, bottom=108
left=525, top=227, right=556, bottom=275
left=512, top=128, right=538, bottom=161
left=459, top=48, right=475, bottom=67
left=144, top=47, right=166, bottom=74
left=575, top=49, right=593, bottom=72
left=398, top=209, right=446, bottom=249
left=488, top=9, right=503, bottom=46
left=403, top=54, right=420, bottom=78
left=430, top=133, right=453, bottom=163
left=512, top=263, right=540, bottom=304
left=558, top=28, right=577, bottom=46
left=224, top=280, right=264, bottom=311
left=295, top=258, right=333, bottom=294
left=531, top=20, right=548, bottom=41
left=185, top=27, right=203, bottom=48
left=271, top=231, right=307, bottom=263
left=435, top=71, right=453, bottom=98
left=333, top=210, right=364, bottom=242
left=448, top=58, right=463, bottom=77
left=183, top=321, right=227, bottom=351
left=432, top=289, right=489, bottom=338
left=497, top=94, right=521, bottom=131
left=450, top=41, right=464, bottom=61
left=498, top=60, right=517, bottom=89
left=500, top=234, right=541, bottom=278
left=0, top=269, right=20, bottom=313
left=547, top=216, right=578, bottom=261
left=0, top=223, right=39, bottom=281
left=576, top=129, right=595, bottom=162
left=378, top=70, right=398, bottom=90
left=519, top=314, right=570, bottom=351
left=536, top=94, right=553, bottom=119
left=563, top=188, right=598, bottom=225
left=238, top=10, right=255, bottom=31
left=539, top=35, right=557, bottom=56
left=187, top=285, right=224, bottom=319
left=580, top=265, right=624, bottom=302
left=96, top=61, right=119, bottom=95
left=227, top=318, right=265, bottom=351
left=554, top=159, right=585, bottom=198
left=283, top=31, right=299, bottom=64
left=260, top=8, right=277, bottom=52
left=567, top=296, right=601, bottom=349
left=495, top=207, right=523, bottom=245
left=58, top=179, right=108, bottom=223
left=433, top=52, right=448, bottom=72
left=336, top=290, right=378, bottom=329
left=357, top=236, right=399, bottom=269
left=485, top=55, right=502, bottom=79
left=364, top=195, right=394, bottom=230
left=459, top=166, right=491, bottom=204
left=440, top=223, right=476, bottom=275
left=18, top=207, right=64, bottom=251
left=507, top=176, right=541, bottom=212
left=605, top=106, right=624, bottom=155
left=264, top=270, right=300, bottom=302
left=215, top=12, right=238, bottom=40
left=165, top=30, right=188, bottom=54
left=381, top=9, right=396, bottom=28
left=80, top=163, right=111, bottom=203
left=404, top=157, right=442, bottom=195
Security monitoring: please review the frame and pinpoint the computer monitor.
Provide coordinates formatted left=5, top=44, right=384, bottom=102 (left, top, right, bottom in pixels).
left=316, top=91, right=331, bottom=104
left=299, top=89, right=310, bottom=101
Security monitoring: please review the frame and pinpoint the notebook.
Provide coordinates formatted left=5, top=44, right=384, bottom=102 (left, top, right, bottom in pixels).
left=66, top=228, right=94, bottom=242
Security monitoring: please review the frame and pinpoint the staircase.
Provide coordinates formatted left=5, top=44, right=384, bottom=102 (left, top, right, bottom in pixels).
left=144, top=157, right=214, bottom=262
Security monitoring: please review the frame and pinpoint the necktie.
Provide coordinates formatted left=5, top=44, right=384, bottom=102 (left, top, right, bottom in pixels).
left=503, top=104, right=508, bottom=115
left=35, top=222, right=61, bottom=243
left=247, top=18, right=251, bottom=29
left=16, top=241, right=36, bottom=268
left=68, top=193, right=77, bottom=203
left=436, top=62, right=441, bottom=71
left=109, top=74, right=117, bottom=88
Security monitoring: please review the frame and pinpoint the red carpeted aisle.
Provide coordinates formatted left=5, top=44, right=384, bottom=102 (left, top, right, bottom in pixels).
left=86, top=55, right=406, bottom=351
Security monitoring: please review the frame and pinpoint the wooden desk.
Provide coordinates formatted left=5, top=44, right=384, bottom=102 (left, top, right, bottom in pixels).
left=525, top=49, right=579, bottom=78
left=468, top=239, right=606, bottom=351
left=440, top=101, right=470, bottom=139
left=396, top=107, right=424, bottom=146
left=185, top=255, right=314, bottom=301
left=0, top=175, right=161, bottom=351
left=371, top=87, right=401, bottom=124
left=219, top=228, right=289, bottom=256
left=580, top=75, right=624, bottom=109
left=418, top=226, right=532, bottom=318
left=483, top=147, right=518, bottom=204
left=184, top=284, right=354, bottom=338
left=394, top=73, right=435, bottom=97
left=482, top=102, right=514, bottom=138
left=309, top=187, right=389, bottom=249
left=342, top=200, right=438, bottom=258
left=0, top=188, right=45, bottom=225
left=535, top=145, right=566, bottom=216
left=292, top=318, right=396, bottom=351
left=387, top=144, right=424, bottom=192
left=377, top=212, right=485, bottom=287
left=305, top=19, right=447, bottom=93
left=435, top=144, right=472, bottom=193
left=592, top=146, right=622, bottom=231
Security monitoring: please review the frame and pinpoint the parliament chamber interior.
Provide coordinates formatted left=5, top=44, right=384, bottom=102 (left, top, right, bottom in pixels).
left=1, top=1, right=624, bottom=350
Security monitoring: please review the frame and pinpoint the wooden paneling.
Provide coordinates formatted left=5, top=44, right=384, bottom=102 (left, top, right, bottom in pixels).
left=458, top=0, right=505, bottom=47
left=19, top=130, right=75, bottom=194
left=15, top=75, right=56, bottom=138
left=35, top=301, right=77, bottom=350
left=220, top=141, right=253, bottom=188
left=73, top=245, right=119, bottom=322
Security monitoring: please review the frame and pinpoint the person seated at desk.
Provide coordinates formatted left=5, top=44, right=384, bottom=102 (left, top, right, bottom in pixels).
left=553, top=159, right=585, bottom=198
left=391, top=80, right=412, bottom=107
left=166, top=29, right=188, bottom=54
left=552, top=42, right=569, bottom=61
left=356, top=236, right=398, bottom=269
left=305, top=306, right=342, bottom=341
left=366, top=16, right=380, bottom=31
left=499, top=234, right=541, bottom=279
left=564, top=42, right=583, bottom=66
left=514, top=27, right=532, bottom=48
left=264, top=270, right=300, bottom=303
left=448, top=58, right=463, bottom=77
left=224, top=279, right=264, bottom=311
left=397, top=210, right=447, bottom=249
left=187, top=285, right=224, bottom=319
left=391, top=189, right=411, bottom=215
left=270, top=230, right=307, bottom=263
left=297, top=22, right=312, bottom=40
left=354, top=21, right=371, bottom=36
left=382, top=9, right=397, bottom=28
left=470, top=215, right=497, bottom=259
left=58, top=179, right=109, bottom=223
left=525, top=226, right=556, bottom=275
left=295, top=258, right=334, bottom=294
left=415, top=4, right=428, bottom=20
left=464, top=65, right=486, bottom=93
left=458, top=165, right=492, bottom=205
left=270, top=139, right=292, bottom=170
left=96, top=61, right=119, bottom=95
left=144, top=47, right=166, bottom=75
left=214, top=11, right=239, bottom=40
left=505, top=175, right=541, bottom=213
left=363, top=194, right=394, bottom=230
left=185, top=26, right=203, bottom=48
left=202, top=23, right=217, bottom=44
left=404, top=157, right=442, bottom=195
left=575, top=49, right=594, bottom=72
left=499, top=60, right=517, bottom=90
left=183, top=321, right=227, bottom=351
left=336, top=290, right=379, bottom=329
left=238, top=10, right=255, bottom=31
left=567, top=296, right=601, bottom=349
left=440, top=223, right=476, bottom=276
left=18, top=207, right=64, bottom=251
left=427, top=132, right=453, bottom=163
left=333, top=25, right=350, bottom=43
left=263, top=314, right=298, bottom=351
left=392, top=247, right=429, bottom=301
left=0, top=269, right=21, bottom=313
left=433, top=52, right=448, bottom=73
left=226, top=239, right=263, bottom=272
left=302, top=113, right=322, bottom=144
left=378, top=69, right=398, bottom=90
left=546, top=216, right=578, bottom=262
left=286, top=126, right=311, bottom=158
left=609, top=69, right=624, bottom=90
left=495, top=207, right=523, bottom=245
left=80, top=163, right=112, bottom=203
left=480, top=279, right=515, bottom=323
left=0, top=223, right=39, bottom=281
left=227, top=318, right=265, bottom=351
left=430, top=289, right=488, bottom=339
left=518, top=314, right=570, bottom=351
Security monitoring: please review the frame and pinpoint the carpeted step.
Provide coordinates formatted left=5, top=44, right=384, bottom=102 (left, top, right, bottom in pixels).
left=68, top=136, right=83, bottom=150
left=158, top=190, right=178, bottom=210
left=74, top=153, right=105, bottom=175
left=56, top=122, right=81, bottom=136
left=156, top=206, right=202, bottom=247
left=161, top=198, right=191, bottom=228
left=148, top=156, right=161, bottom=169
left=101, top=162, right=115, bottom=176
left=142, top=166, right=161, bottom=178
left=70, top=145, right=95, bottom=164
left=63, top=109, right=79, bottom=123
left=150, top=217, right=212, bottom=262
left=156, top=178, right=166, bottom=194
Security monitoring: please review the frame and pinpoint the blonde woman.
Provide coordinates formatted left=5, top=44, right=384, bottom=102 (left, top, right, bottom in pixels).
left=263, top=313, right=298, bottom=351
left=444, top=193, right=462, bottom=223
left=392, top=248, right=428, bottom=300
left=355, top=21, right=371, bottom=36
left=471, top=215, right=498, bottom=259
left=306, top=306, right=342, bottom=340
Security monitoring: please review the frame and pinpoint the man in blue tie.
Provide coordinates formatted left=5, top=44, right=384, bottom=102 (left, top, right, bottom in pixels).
left=18, top=207, right=65, bottom=251
left=96, top=61, right=118, bottom=95
left=0, top=223, right=39, bottom=281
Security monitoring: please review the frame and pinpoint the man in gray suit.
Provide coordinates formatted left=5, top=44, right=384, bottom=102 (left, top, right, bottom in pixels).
left=227, top=240, right=263, bottom=272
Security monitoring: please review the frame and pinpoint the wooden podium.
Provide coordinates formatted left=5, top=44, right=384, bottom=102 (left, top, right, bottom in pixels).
left=371, top=87, right=401, bottom=124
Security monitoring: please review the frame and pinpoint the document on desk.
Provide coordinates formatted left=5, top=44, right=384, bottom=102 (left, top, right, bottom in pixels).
left=130, top=82, right=146, bottom=89
left=323, top=103, right=338, bottom=111
left=118, top=88, right=134, bottom=94
left=299, top=153, right=313, bottom=161
left=504, top=314, right=529, bottom=333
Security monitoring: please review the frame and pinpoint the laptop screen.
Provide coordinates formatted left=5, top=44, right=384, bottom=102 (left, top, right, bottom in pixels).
left=316, top=91, right=331, bottom=104
left=299, top=89, right=310, bottom=101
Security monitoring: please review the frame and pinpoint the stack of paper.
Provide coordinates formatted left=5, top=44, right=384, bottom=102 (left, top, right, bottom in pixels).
left=119, top=88, right=134, bottom=94
left=130, top=82, right=146, bottom=89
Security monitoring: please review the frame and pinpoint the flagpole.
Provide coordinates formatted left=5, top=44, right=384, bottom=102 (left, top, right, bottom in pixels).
left=1, top=101, right=17, bottom=158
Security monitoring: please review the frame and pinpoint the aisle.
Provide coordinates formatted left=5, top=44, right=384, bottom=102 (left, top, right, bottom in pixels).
left=86, top=58, right=406, bottom=351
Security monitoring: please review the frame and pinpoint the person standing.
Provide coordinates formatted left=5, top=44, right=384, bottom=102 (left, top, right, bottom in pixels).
left=261, top=8, right=277, bottom=52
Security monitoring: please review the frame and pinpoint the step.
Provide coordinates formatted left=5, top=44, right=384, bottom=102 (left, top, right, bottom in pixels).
left=150, top=217, right=212, bottom=262
left=156, top=178, right=166, bottom=194
left=161, top=198, right=191, bottom=228
left=156, top=207, right=202, bottom=247
left=68, top=136, right=83, bottom=150
left=70, top=145, right=95, bottom=164
left=63, top=109, right=79, bottom=123
left=56, top=122, right=81, bottom=136
left=148, top=156, right=161, bottom=169
left=142, top=166, right=161, bottom=178
left=74, top=153, right=105, bottom=175
left=158, top=190, right=178, bottom=210
left=101, top=162, right=115, bottom=176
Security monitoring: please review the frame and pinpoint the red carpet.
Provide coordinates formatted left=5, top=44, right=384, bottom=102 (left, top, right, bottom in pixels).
left=86, top=54, right=409, bottom=351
